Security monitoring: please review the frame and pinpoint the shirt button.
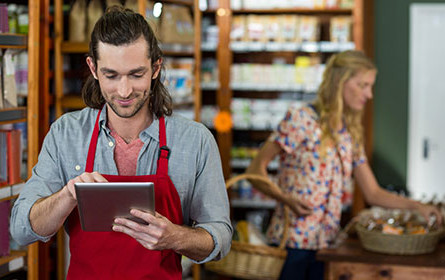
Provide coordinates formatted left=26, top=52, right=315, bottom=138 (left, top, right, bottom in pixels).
left=109, top=141, right=114, bottom=147
left=75, top=165, right=81, bottom=171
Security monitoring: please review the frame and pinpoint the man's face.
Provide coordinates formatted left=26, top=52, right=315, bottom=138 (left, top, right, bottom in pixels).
left=86, top=36, right=160, bottom=119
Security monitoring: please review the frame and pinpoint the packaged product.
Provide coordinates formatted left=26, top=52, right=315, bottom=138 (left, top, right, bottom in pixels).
left=299, top=16, right=319, bottom=42
left=69, top=0, right=87, bottom=42
left=330, top=16, right=352, bottom=42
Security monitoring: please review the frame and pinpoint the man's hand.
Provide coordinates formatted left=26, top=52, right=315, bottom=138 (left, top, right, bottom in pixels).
left=65, top=171, right=108, bottom=200
left=285, top=196, right=312, bottom=217
left=112, top=210, right=181, bottom=251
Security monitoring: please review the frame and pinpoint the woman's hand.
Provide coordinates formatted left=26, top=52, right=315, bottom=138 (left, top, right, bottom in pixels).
left=285, top=196, right=312, bottom=216
left=415, top=203, right=443, bottom=227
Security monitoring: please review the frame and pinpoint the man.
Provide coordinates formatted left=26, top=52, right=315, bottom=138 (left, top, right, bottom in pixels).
left=10, top=6, right=232, bottom=279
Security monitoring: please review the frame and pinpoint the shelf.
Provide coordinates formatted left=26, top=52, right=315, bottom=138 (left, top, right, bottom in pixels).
left=201, top=82, right=219, bottom=90
left=173, top=101, right=194, bottom=108
left=0, top=107, right=26, bottom=125
left=158, top=0, right=193, bottom=6
left=231, top=83, right=305, bottom=92
left=231, top=198, right=276, bottom=209
left=60, top=42, right=195, bottom=56
left=0, top=183, right=25, bottom=202
left=0, top=250, right=26, bottom=268
left=0, top=34, right=27, bottom=49
left=201, top=41, right=217, bottom=52
left=231, top=8, right=352, bottom=14
left=230, top=41, right=355, bottom=53
left=202, top=9, right=217, bottom=14
left=61, top=41, right=89, bottom=53
left=163, top=50, right=195, bottom=56
left=161, top=43, right=194, bottom=56
left=59, top=95, right=85, bottom=109
left=231, top=158, right=279, bottom=170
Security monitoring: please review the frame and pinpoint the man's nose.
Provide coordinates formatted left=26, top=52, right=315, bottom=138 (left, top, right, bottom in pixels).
left=118, top=77, right=132, bottom=98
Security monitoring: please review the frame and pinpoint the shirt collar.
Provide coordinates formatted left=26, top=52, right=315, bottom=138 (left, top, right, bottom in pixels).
left=97, top=105, right=160, bottom=144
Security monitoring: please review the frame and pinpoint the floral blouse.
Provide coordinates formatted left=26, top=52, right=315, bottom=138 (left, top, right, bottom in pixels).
left=267, top=105, right=367, bottom=250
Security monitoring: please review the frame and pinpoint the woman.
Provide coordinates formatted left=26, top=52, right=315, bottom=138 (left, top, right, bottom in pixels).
left=246, top=50, right=442, bottom=280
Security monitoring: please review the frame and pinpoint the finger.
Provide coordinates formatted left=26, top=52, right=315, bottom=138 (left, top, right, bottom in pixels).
left=297, top=207, right=312, bottom=216
left=130, top=209, right=158, bottom=225
left=113, top=222, right=143, bottom=239
left=299, top=202, right=312, bottom=211
left=77, top=172, right=107, bottom=183
left=113, top=218, right=162, bottom=243
left=114, top=217, right=147, bottom=231
left=433, top=209, right=443, bottom=226
left=154, top=211, right=166, bottom=219
left=91, top=171, right=108, bottom=182
left=65, top=180, right=77, bottom=200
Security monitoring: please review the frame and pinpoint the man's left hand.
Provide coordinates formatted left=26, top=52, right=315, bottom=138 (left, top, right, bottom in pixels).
left=112, top=209, right=180, bottom=251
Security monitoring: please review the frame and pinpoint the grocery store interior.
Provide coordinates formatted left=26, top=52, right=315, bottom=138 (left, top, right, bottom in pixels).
left=1, top=0, right=445, bottom=279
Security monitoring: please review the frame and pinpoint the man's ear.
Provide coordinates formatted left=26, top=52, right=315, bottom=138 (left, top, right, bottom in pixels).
left=86, top=57, right=98, bottom=79
left=152, top=58, right=162, bottom=80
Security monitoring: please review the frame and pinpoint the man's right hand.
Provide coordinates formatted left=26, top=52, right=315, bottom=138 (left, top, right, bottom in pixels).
left=65, top=171, right=108, bottom=200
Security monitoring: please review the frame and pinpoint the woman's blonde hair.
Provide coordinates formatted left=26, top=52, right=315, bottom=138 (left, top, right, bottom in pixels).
left=313, top=50, right=376, bottom=153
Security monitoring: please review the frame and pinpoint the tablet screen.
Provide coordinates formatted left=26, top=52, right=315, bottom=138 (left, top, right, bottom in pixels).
left=74, top=182, right=155, bottom=232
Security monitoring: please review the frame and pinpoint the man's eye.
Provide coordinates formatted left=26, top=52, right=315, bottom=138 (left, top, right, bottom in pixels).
left=105, top=75, right=117, bottom=79
left=132, top=74, right=144, bottom=78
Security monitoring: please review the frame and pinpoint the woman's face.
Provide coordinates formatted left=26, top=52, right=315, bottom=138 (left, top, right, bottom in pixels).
left=343, top=69, right=376, bottom=111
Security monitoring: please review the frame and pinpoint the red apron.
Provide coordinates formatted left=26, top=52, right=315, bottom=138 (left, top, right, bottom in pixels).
left=67, top=111, right=183, bottom=280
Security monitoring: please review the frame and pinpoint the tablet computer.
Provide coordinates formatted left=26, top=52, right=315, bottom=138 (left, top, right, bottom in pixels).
left=74, top=182, right=155, bottom=232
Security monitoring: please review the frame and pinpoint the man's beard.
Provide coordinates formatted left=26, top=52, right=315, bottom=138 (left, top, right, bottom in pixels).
left=105, top=92, right=150, bottom=118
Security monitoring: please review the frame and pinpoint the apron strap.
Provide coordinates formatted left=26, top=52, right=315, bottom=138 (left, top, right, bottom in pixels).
left=85, top=110, right=102, bottom=173
left=156, top=116, right=169, bottom=176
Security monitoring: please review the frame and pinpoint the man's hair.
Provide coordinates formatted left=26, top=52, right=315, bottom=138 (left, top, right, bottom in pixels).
left=81, top=6, right=172, bottom=118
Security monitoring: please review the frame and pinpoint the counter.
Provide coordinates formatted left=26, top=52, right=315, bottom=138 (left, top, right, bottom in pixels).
left=317, top=238, right=445, bottom=280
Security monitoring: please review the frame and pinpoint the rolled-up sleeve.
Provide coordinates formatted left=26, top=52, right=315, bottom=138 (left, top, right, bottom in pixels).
left=189, top=130, right=232, bottom=263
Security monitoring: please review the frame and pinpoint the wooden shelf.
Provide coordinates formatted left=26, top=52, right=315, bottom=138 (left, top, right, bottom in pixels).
left=60, top=41, right=195, bottom=56
left=0, top=250, right=27, bottom=267
left=230, top=41, right=355, bottom=53
left=0, top=194, right=18, bottom=203
left=161, top=43, right=194, bottom=56
left=0, top=34, right=27, bottom=49
left=0, top=107, right=27, bottom=125
left=0, top=183, right=25, bottom=202
left=61, top=42, right=89, bottom=54
left=231, top=8, right=352, bottom=14
left=59, top=95, right=85, bottom=109
left=230, top=198, right=276, bottom=209
left=163, top=50, right=195, bottom=56
left=202, top=9, right=216, bottom=14
left=159, top=0, right=193, bottom=6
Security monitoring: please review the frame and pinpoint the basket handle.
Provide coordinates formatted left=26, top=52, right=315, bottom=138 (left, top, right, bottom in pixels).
left=226, top=173, right=290, bottom=250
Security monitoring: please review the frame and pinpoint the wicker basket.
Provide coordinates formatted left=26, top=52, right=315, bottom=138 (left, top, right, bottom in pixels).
left=356, top=216, right=445, bottom=255
left=205, top=174, right=290, bottom=280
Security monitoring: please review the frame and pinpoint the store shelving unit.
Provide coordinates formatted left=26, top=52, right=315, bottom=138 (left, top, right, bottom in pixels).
left=0, top=1, right=40, bottom=279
